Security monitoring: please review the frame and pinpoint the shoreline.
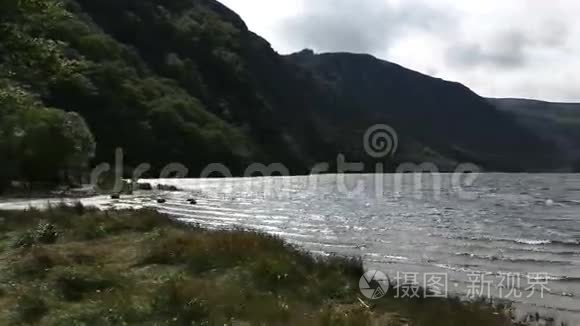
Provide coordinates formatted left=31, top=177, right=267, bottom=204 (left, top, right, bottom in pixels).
left=0, top=206, right=527, bottom=325
left=0, top=192, right=574, bottom=325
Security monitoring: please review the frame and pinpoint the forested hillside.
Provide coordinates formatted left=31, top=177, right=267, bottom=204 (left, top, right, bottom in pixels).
left=0, top=0, right=568, bottom=190
left=0, top=0, right=97, bottom=188
left=0, top=0, right=343, bottom=188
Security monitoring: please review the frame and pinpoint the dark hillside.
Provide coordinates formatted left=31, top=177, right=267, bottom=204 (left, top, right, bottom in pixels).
left=287, top=51, right=561, bottom=171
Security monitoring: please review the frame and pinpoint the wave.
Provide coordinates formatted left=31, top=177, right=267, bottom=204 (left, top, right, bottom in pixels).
left=523, top=248, right=580, bottom=255
left=433, top=263, right=580, bottom=283
left=500, top=237, right=580, bottom=248
left=514, top=239, right=552, bottom=245
left=523, top=239, right=580, bottom=246
left=366, top=253, right=410, bottom=261
left=523, top=274, right=580, bottom=282
left=542, top=276, right=580, bottom=282
left=300, top=241, right=360, bottom=249
left=432, top=263, right=492, bottom=275
left=441, top=234, right=580, bottom=247
left=454, top=252, right=573, bottom=265
left=560, top=199, right=580, bottom=206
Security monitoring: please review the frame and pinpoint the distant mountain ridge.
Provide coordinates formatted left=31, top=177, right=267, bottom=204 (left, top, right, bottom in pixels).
left=491, top=98, right=580, bottom=171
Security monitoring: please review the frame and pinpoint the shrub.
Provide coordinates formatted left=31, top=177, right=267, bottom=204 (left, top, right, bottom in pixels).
left=14, top=293, right=49, bottom=324
left=35, top=222, right=59, bottom=244
left=12, top=231, right=36, bottom=248
left=12, top=221, right=59, bottom=248
left=54, top=267, right=119, bottom=301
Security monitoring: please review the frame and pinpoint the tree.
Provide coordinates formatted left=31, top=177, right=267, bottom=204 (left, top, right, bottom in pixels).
left=0, top=0, right=78, bottom=88
left=0, top=0, right=96, bottom=188
left=62, top=112, right=96, bottom=182
left=0, top=83, right=95, bottom=184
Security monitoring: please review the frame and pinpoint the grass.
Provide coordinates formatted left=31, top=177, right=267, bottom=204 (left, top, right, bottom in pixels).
left=0, top=205, right=524, bottom=325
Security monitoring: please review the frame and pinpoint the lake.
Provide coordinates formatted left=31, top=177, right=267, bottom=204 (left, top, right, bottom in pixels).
left=2, top=173, right=579, bottom=323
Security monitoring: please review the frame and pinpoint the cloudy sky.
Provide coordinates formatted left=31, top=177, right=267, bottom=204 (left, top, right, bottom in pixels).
left=220, top=0, right=579, bottom=102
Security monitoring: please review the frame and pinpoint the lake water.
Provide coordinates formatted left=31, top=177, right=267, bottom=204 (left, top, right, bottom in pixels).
left=2, top=173, right=579, bottom=323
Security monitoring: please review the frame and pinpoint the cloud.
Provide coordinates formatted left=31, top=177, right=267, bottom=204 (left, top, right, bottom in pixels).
left=446, top=31, right=529, bottom=69
left=219, top=0, right=580, bottom=101
left=538, top=21, right=570, bottom=47
left=446, top=22, right=570, bottom=69
left=277, top=0, right=454, bottom=55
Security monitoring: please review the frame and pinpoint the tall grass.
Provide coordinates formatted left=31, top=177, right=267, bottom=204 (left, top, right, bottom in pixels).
left=0, top=205, right=523, bottom=325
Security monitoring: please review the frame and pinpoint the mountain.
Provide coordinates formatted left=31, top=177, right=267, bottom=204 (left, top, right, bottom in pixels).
left=0, top=0, right=570, bottom=188
left=491, top=98, right=580, bottom=172
left=286, top=51, right=560, bottom=171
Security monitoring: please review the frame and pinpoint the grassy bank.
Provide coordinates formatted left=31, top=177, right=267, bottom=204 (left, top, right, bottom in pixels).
left=0, top=205, right=518, bottom=325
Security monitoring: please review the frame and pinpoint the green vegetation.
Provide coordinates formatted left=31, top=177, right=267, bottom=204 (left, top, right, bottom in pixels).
left=0, top=0, right=260, bottom=189
left=0, top=85, right=95, bottom=186
left=0, top=0, right=95, bottom=189
left=0, top=206, right=522, bottom=325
